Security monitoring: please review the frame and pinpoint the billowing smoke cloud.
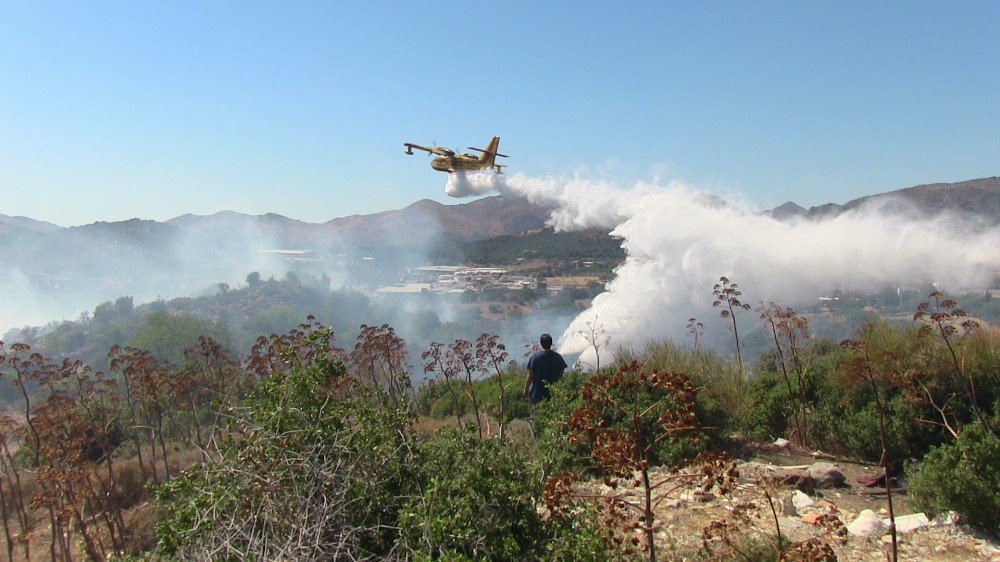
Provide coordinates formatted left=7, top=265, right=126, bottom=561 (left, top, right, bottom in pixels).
left=445, top=171, right=1000, bottom=364
left=445, top=170, right=510, bottom=198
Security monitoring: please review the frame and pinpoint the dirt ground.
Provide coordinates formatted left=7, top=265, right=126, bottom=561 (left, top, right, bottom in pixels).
left=625, top=445, right=1000, bottom=561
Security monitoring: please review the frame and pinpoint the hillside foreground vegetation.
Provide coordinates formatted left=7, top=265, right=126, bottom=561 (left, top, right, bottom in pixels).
left=0, top=283, right=998, bottom=561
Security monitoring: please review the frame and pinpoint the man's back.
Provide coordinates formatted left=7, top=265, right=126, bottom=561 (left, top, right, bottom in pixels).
left=527, top=349, right=568, bottom=403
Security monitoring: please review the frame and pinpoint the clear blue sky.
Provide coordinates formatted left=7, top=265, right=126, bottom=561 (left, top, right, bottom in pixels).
left=2, top=2, right=998, bottom=226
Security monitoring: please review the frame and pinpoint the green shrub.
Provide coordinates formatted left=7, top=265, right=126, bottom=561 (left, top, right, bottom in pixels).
left=741, top=370, right=793, bottom=441
left=398, top=427, right=626, bottom=561
left=398, top=429, right=543, bottom=560
left=615, top=340, right=739, bottom=446
left=541, top=502, right=641, bottom=561
left=910, top=424, right=1000, bottom=532
left=809, top=378, right=939, bottom=461
left=806, top=321, right=951, bottom=461
left=155, top=331, right=414, bottom=559
left=529, top=369, right=598, bottom=477
left=417, top=373, right=531, bottom=422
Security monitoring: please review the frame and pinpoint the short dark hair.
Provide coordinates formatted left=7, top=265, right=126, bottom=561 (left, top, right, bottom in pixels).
left=539, top=333, right=553, bottom=350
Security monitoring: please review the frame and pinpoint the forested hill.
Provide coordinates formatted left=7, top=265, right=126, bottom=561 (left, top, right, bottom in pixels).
left=430, top=227, right=625, bottom=266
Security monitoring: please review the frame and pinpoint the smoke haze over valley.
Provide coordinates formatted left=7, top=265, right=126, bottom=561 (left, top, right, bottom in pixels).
left=0, top=196, right=553, bottom=332
left=2, top=176, right=998, bottom=367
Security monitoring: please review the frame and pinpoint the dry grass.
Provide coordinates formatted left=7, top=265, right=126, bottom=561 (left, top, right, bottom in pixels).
left=2, top=441, right=207, bottom=561
left=543, top=275, right=602, bottom=285
left=412, top=413, right=530, bottom=441
left=412, top=415, right=457, bottom=438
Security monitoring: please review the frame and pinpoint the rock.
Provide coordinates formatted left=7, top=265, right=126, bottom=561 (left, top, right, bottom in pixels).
left=774, top=437, right=791, bottom=449
left=848, top=509, right=887, bottom=538
left=770, top=467, right=815, bottom=491
left=978, top=541, right=1000, bottom=557
left=857, top=470, right=889, bottom=488
left=791, top=490, right=814, bottom=511
left=806, top=462, right=846, bottom=488
left=888, top=512, right=930, bottom=534
left=781, top=494, right=798, bottom=516
left=695, top=491, right=716, bottom=502
left=802, top=512, right=822, bottom=525
left=771, top=467, right=805, bottom=482
left=932, top=511, right=960, bottom=526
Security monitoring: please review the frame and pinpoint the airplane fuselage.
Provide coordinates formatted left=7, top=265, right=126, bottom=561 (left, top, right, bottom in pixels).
left=431, top=154, right=485, bottom=173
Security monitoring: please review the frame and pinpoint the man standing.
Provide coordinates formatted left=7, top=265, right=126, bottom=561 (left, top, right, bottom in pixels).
left=523, top=333, right=568, bottom=404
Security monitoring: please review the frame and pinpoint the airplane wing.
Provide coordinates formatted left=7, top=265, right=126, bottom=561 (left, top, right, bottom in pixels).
left=468, top=146, right=509, bottom=158
left=404, top=142, right=454, bottom=156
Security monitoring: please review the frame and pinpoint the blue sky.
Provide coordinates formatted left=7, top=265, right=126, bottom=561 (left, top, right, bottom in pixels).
left=2, top=2, right=998, bottom=226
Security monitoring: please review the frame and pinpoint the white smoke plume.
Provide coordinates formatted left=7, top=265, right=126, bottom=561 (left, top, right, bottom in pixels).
left=445, top=170, right=1000, bottom=364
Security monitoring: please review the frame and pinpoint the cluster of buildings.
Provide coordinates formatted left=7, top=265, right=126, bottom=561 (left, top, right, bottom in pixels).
left=376, top=266, right=538, bottom=295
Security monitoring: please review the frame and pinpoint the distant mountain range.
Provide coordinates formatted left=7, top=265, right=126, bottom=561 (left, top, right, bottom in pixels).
left=0, top=213, right=61, bottom=235
left=2, top=176, right=997, bottom=280
left=160, top=195, right=552, bottom=248
left=764, top=176, right=1000, bottom=223
left=4, top=177, right=996, bottom=250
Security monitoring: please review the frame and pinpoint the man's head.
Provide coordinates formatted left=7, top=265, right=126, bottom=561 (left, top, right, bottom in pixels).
left=539, top=333, right=553, bottom=350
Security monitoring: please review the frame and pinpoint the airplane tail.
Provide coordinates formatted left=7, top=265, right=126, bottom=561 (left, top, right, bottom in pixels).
left=478, top=136, right=501, bottom=165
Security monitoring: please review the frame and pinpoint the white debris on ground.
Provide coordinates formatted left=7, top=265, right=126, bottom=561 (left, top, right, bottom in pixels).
left=574, top=456, right=1000, bottom=561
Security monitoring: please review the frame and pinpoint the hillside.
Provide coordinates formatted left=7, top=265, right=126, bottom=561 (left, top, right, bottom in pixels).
left=324, top=196, right=554, bottom=244
left=0, top=212, right=62, bottom=234
left=430, top=227, right=624, bottom=267
left=767, top=177, right=1000, bottom=223
left=160, top=196, right=554, bottom=250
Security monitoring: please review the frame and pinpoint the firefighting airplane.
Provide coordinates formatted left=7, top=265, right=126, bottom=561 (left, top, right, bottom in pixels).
left=403, top=136, right=508, bottom=174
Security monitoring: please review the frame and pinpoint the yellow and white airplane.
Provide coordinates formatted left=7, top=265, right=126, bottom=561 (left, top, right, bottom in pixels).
left=404, top=136, right=508, bottom=174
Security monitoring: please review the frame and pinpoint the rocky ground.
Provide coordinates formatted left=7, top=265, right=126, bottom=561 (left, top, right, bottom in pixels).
left=587, top=444, right=1000, bottom=561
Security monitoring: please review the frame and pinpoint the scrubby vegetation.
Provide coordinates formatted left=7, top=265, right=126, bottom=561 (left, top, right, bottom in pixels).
left=0, top=283, right=998, bottom=560
left=431, top=227, right=626, bottom=274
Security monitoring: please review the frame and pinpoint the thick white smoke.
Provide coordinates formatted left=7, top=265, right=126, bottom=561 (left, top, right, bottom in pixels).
left=445, top=171, right=1000, bottom=364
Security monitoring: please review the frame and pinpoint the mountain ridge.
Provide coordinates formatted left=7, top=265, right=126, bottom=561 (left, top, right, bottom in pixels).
left=767, top=176, right=1000, bottom=223
left=6, top=177, right=997, bottom=242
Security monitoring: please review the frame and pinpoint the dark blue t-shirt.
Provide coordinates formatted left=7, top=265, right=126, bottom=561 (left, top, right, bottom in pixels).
left=527, top=349, right=568, bottom=403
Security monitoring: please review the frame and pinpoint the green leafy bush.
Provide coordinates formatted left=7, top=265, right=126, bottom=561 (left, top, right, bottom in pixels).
left=529, top=369, right=596, bottom=477
left=910, top=424, right=1000, bottom=532
left=808, top=372, right=940, bottom=461
left=417, top=375, right=531, bottom=422
left=398, top=429, right=543, bottom=560
left=129, top=311, right=231, bottom=365
left=804, top=321, right=951, bottom=461
left=615, top=341, right=739, bottom=446
left=741, top=370, right=793, bottom=441
left=155, top=329, right=414, bottom=559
